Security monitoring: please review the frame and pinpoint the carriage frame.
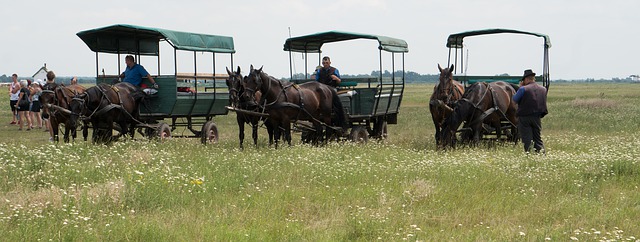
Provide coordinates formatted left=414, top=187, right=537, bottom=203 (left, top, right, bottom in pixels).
left=76, top=24, right=235, bottom=143
left=283, top=31, right=409, bottom=142
left=446, top=28, right=551, bottom=90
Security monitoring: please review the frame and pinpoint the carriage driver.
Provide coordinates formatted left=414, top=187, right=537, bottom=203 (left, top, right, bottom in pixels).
left=513, top=69, right=548, bottom=154
left=316, top=56, right=341, bottom=88
left=119, top=55, right=159, bottom=89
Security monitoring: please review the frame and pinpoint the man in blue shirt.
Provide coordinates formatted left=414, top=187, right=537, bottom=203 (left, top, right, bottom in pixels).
left=513, top=69, right=548, bottom=154
left=119, top=55, right=158, bottom=89
left=316, top=56, right=341, bottom=88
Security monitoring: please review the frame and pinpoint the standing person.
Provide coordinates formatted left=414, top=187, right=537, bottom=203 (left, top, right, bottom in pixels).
left=315, top=56, right=342, bottom=88
left=43, top=71, right=57, bottom=136
left=14, top=80, right=32, bottom=130
left=29, top=83, right=43, bottom=129
left=119, top=55, right=158, bottom=88
left=513, top=69, right=548, bottom=153
left=8, top=74, right=20, bottom=124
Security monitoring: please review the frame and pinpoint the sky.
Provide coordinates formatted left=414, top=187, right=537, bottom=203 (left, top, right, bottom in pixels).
left=1, top=0, right=638, bottom=80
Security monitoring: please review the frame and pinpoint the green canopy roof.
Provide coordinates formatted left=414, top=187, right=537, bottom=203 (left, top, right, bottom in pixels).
left=284, top=31, right=409, bottom=53
left=446, top=28, right=551, bottom=48
left=77, top=24, right=235, bottom=55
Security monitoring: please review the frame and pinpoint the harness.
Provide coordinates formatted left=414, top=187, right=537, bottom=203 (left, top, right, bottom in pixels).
left=251, top=73, right=305, bottom=120
left=458, top=82, right=515, bottom=128
left=81, top=85, right=128, bottom=120
left=245, top=72, right=339, bottom=131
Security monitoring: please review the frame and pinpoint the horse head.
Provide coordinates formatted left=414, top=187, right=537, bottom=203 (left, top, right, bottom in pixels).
left=40, top=89, right=55, bottom=119
left=437, top=64, right=455, bottom=94
left=243, top=64, right=266, bottom=107
left=226, top=66, right=243, bottom=107
left=68, top=93, right=88, bottom=129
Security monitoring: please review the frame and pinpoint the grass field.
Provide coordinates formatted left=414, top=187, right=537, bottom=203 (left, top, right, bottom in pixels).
left=1, top=83, right=639, bottom=241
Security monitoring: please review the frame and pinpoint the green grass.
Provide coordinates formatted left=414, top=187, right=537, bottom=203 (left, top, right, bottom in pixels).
left=0, top=83, right=639, bottom=241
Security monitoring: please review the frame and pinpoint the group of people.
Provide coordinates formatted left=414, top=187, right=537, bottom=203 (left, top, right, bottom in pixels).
left=8, top=73, right=44, bottom=131
left=7, top=71, right=81, bottom=140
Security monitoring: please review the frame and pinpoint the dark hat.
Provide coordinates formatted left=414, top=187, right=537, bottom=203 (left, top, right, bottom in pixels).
left=521, top=69, right=536, bottom=80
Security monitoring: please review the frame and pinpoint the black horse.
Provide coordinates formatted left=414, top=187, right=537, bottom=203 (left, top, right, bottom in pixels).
left=40, top=83, right=88, bottom=142
left=242, top=65, right=347, bottom=148
left=442, top=81, right=518, bottom=147
left=69, top=82, right=145, bottom=143
left=226, top=66, right=274, bottom=149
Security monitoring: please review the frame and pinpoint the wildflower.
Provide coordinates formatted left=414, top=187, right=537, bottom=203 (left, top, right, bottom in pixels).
left=190, top=179, right=203, bottom=185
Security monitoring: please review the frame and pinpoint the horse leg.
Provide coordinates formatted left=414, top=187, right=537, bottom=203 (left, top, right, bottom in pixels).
left=63, top=125, right=71, bottom=143
left=472, top=124, right=482, bottom=146
left=273, top=124, right=281, bottom=149
left=83, top=121, right=88, bottom=141
left=107, top=121, right=116, bottom=144
left=72, top=125, right=77, bottom=141
left=237, top=116, right=245, bottom=149
left=129, top=122, right=136, bottom=139
left=429, top=104, right=441, bottom=144
left=312, top=123, right=322, bottom=146
left=266, top=119, right=274, bottom=147
left=251, top=122, right=259, bottom=148
left=284, top=121, right=292, bottom=146
left=52, top=120, right=60, bottom=143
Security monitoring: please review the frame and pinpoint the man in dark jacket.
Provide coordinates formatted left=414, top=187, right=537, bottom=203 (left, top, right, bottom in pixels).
left=316, top=56, right=341, bottom=88
left=513, top=69, right=548, bottom=153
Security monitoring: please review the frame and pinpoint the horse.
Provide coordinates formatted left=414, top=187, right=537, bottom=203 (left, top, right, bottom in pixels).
left=242, top=65, right=347, bottom=148
left=429, top=64, right=464, bottom=146
left=442, top=81, right=519, bottom=148
left=69, top=82, right=145, bottom=144
left=226, top=66, right=274, bottom=149
left=40, top=83, right=88, bottom=142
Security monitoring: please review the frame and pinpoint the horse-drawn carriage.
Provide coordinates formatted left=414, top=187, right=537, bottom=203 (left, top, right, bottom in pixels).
left=227, top=31, right=408, bottom=146
left=74, top=24, right=233, bottom=143
left=284, top=31, right=409, bottom=143
left=433, top=28, right=551, bottom=147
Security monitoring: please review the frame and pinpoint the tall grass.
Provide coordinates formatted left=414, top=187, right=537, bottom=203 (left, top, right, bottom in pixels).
left=0, top=83, right=639, bottom=241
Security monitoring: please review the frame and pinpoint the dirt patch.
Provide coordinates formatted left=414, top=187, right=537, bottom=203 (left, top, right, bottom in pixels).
left=404, top=179, right=435, bottom=202
left=1, top=179, right=124, bottom=209
left=571, top=98, right=618, bottom=109
left=1, top=186, right=64, bottom=209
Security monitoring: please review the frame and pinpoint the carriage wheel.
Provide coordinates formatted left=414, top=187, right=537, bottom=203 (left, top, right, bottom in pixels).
left=350, top=126, right=369, bottom=143
left=200, top=121, right=219, bottom=144
left=374, top=120, right=388, bottom=140
left=154, top=123, right=171, bottom=141
left=301, top=131, right=312, bottom=144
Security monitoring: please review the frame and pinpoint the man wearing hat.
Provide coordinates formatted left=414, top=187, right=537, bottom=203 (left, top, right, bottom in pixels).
left=513, top=69, right=548, bottom=153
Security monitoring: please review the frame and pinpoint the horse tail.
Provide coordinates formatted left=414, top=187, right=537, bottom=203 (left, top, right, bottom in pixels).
left=331, top=90, right=348, bottom=130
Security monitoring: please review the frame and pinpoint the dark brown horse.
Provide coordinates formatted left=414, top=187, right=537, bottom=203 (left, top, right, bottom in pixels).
left=242, top=65, right=347, bottom=148
left=69, top=82, right=145, bottom=143
left=442, top=81, right=518, bottom=148
left=226, top=66, right=274, bottom=149
left=40, top=83, right=87, bottom=142
left=429, top=64, right=464, bottom=146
